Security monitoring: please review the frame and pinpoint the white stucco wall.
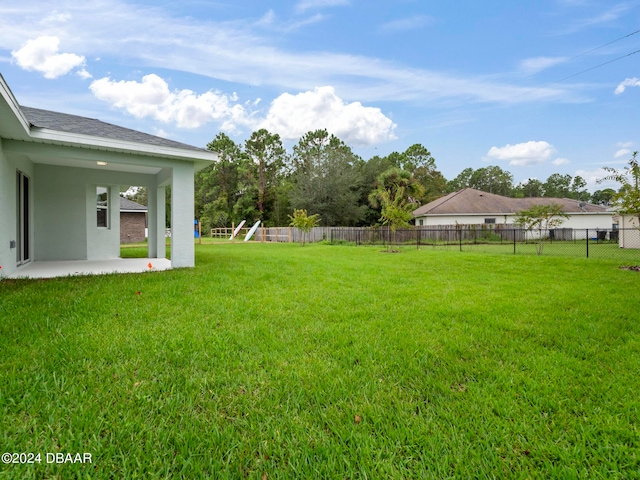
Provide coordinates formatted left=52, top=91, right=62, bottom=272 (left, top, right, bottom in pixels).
left=33, top=164, right=159, bottom=262
left=35, top=165, right=89, bottom=261
left=86, top=183, right=121, bottom=260
left=415, top=213, right=614, bottom=231
left=0, top=141, right=35, bottom=277
left=2, top=147, right=206, bottom=273
left=0, top=139, right=13, bottom=275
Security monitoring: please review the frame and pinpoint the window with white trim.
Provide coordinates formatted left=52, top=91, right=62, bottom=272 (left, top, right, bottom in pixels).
left=97, top=186, right=109, bottom=228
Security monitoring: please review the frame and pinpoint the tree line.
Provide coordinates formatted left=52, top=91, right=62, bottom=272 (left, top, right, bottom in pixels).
left=124, top=128, right=619, bottom=231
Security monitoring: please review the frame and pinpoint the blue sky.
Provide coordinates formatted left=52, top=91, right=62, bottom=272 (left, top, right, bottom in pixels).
left=1, top=0, right=639, bottom=191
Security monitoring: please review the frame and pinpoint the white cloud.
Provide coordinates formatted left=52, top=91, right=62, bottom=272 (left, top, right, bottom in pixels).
left=0, top=2, right=574, bottom=106
left=256, top=9, right=325, bottom=32
left=615, top=148, right=631, bottom=158
left=574, top=168, right=616, bottom=191
left=552, top=157, right=570, bottom=166
left=259, top=86, right=396, bottom=145
left=560, top=4, right=632, bottom=33
left=381, top=15, right=435, bottom=33
left=615, top=77, right=640, bottom=95
left=296, top=0, right=349, bottom=12
left=519, top=56, right=567, bottom=75
left=486, top=141, right=556, bottom=166
left=89, top=75, right=395, bottom=145
left=77, top=68, right=92, bottom=79
left=90, top=74, right=245, bottom=129
left=11, top=36, right=85, bottom=79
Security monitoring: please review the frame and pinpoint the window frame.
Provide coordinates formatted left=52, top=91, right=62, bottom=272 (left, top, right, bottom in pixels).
left=97, top=186, right=109, bottom=229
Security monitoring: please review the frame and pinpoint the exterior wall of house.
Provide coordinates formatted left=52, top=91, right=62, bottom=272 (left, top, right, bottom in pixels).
left=0, top=139, right=14, bottom=275
left=86, top=182, right=120, bottom=260
left=120, top=212, right=147, bottom=243
left=0, top=140, right=35, bottom=277
left=33, top=164, right=155, bottom=262
left=415, top=212, right=614, bottom=232
left=2, top=147, right=202, bottom=273
left=34, top=165, right=89, bottom=261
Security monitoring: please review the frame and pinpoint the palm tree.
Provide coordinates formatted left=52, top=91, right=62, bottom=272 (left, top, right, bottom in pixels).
left=368, top=168, right=424, bottom=251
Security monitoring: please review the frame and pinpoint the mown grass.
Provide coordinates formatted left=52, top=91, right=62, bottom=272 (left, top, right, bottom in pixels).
left=1, top=244, right=639, bottom=479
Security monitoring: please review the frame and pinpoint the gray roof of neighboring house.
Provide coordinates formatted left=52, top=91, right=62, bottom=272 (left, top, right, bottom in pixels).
left=120, top=197, right=148, bottom=212
left=413, top=188, right=608, bottom=216
left=22, top=106, right=207, bottom=153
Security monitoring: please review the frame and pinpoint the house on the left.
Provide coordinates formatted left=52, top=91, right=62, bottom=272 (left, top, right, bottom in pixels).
left=0, top=73, right=218, bottom=278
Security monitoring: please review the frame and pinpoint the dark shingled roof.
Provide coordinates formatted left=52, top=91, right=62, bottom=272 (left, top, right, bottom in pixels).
left=120, top=197, right=148, bottom=211
left=22, top=106, right=206, bottom=153
left=413, top=188, right=608, bottom=216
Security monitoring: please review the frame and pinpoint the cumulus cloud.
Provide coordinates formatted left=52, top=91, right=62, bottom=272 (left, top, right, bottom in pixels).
left=552, top=157, right=570, bottom=166
left=12, top=36, right=85, bottom=79
left=614, top=77, right=640, bottom=95
left=90, top=74, right=244, bottom=129
left=89, top=75, right=395, bottom=145
left=486, top=141, right=556, bottom=166
left=77, top=68, right=92, bottom=80
left=259, top=86, right=396, bottom=145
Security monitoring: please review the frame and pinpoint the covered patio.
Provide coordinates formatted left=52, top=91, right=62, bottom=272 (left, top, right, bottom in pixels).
left=7, top=258, right=173, bottom=279
left=1, top=73, right=217, bottom=279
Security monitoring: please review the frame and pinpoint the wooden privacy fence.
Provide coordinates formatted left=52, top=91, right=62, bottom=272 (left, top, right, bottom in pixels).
left=211, top=226, right=332, bottom=243
left=210, top=227, right=250, bottom=239
left=255, top=226, right=332, bottom=243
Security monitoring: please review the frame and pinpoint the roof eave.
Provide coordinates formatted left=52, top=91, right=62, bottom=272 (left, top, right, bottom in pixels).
left=0, top=74, right=32, bottom=140
left=29, top=127, right=219, bottom=163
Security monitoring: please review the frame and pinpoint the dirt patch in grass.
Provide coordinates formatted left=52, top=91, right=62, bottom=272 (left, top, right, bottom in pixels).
left=620, top=265, right=640, bottom=272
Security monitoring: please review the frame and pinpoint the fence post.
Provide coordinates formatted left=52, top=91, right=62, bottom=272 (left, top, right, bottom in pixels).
left=586, top=229, right=589, bottom=258
left=513, top=229, right=516, bottom=254
left=459, top=228, right=462, bottom=252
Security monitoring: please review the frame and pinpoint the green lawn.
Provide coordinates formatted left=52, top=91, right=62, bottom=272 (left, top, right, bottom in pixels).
left=1, top=244, right=639, bottom=478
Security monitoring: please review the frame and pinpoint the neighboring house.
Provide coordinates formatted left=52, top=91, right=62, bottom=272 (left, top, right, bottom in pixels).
left=119, top=197, right=148, bottom=244
left=413, top=188, right=612, bottom=232
left=0, top=73, right=217, bottom=278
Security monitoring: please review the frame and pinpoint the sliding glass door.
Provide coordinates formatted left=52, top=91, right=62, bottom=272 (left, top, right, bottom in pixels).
left=16, top=170, right=30, bottom=265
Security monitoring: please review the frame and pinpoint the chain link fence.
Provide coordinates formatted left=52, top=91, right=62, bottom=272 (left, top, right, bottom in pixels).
left=329, top=226, right=640, bottom=261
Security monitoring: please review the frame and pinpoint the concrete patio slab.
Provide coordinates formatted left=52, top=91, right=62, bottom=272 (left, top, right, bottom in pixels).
left=8, top=258, right=172, bottom=279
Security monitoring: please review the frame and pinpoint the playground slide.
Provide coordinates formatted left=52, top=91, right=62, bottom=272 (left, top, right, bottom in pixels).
left=244, top=220, right=261, bottom=242
left=229, top=220, right=247, bottom=240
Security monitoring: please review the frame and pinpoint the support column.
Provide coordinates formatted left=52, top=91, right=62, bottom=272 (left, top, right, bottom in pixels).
left=170, top=163, right=195, bottom=268
left=147, top=184, right=166, bottom=259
